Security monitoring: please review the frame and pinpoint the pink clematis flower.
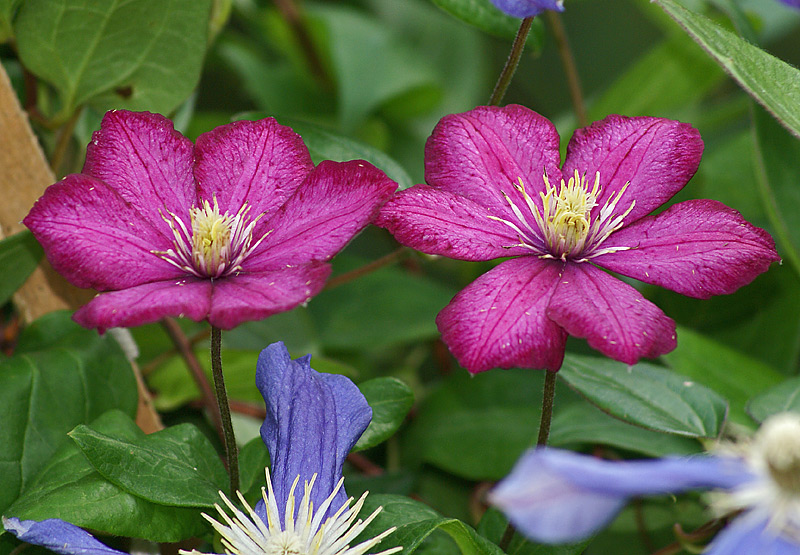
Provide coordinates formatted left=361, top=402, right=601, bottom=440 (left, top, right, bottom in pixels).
left=377, top=105, right=779, bottom=373
left=25, top=110, right=397, bottom=332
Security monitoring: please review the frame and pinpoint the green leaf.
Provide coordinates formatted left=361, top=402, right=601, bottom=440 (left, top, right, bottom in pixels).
left=0, top=231, right=43, bottom=306
left=70, top=423, right=227, bottom=508
left=6, top=410, right=206, bottom=542
left=559, top=354, right=727, bottom=438
left=753, top=104, right=800, bottom=277
left=429, top=0, right=544, bottom=52
left=0, top=0, right=21, bottom=42
left=0, top=312, right=137, bottom=514
left=238, top=436, right=270, bottom=503
left=15, top=0, right=211, bottom=120
left=662, top=326, right=784, bottom=428
left=655, top=0, right=800, bottom=139
left=747, top=376, right=800, bottom=423
left=355, top=377, right=414, bottom=452
left=478, top=507, right=589, bottom=555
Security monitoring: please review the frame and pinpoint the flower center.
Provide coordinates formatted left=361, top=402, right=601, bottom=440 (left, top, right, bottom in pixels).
left=759, top=413, right=800, bottom=494
left=154, top=198, right=269, bottom=279
left=264, top=531, right=304, bottom=555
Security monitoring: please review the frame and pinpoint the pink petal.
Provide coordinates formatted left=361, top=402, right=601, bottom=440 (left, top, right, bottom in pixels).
left=547, top=263, right=676, bottom=365
left=437, top=257, right=567, bottom=373
left=243, top=160, right=396, bottom=271
left=73, top=278, right=212, bottom=333
left=425, top=105, right=562, bottom=227
left=193, top=117, right=315, bottom=226
left=24, top=174, right=183, bottom=290
left=563, top=116, right=703, bottom=226
left=83, top=110, right=196, bottom=239
left=207, top=264, right=331, bottom=329
left=376, top=184, right=537, bottom=261
left=591, top=200, right=780, bottom=298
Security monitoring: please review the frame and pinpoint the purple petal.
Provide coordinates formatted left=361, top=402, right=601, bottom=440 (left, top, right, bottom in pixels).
left=591, top=200, right=779, bottom=299
left=436, top=257, right=567, bottom=373
left=490, top=449, right=753, bottom=544
left=193, top=117, right=315, bottom=229
left=563, top=115, right=703, bottom=226
left=489, top=0, right=564, bottom=17
left=255, top=342, right=372, bottom=525
left=376, top=184, right=535, bottom=261
left=547, top=262, right=676, bottom=364
left=73, top=279, right=211, bottom=333
left=244, top=160, right=396, bottom=270
left=82, top=110, right=196, bottom=241
left=425, top=105, right=562, bottom=229
left=778, top=0, right=800, bottom=9
left=3, top=517, right=125, bottom=555
left=24, top=174, right=182, bottom=291
left=706, top=511, right=800, bottom=555
left=206, top=265, right=330, bottom=330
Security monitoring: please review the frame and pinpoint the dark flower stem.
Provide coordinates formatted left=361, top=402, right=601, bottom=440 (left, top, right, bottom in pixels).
left=323, top=247, right=408, bottom=290
left=211, top=326, right=239, bottom=496
left=273, top=0, right=332, bottom=89
left=488, top=17, right=534, bottom=106
left=545, top=11, right=588, bottom=127
left=50, top=107, right=83, bottom=175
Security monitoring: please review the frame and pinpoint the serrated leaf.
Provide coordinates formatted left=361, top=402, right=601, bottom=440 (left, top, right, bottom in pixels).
left=355, top=377, right=414, bottom=452
left=559, top=354, right=727, bottom=438
left=655, top=0, right=800, bottom=139
left=0, top=231, right=43, bottom=306
left=747, top=376, right=800, bottom=423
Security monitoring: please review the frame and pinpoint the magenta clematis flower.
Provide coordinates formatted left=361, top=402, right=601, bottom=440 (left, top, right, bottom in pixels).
left=24, top=111, right=397, bottom=332
left=489, top=0, right=564, bottom=18
left=377, top=105, right=779, bottom=372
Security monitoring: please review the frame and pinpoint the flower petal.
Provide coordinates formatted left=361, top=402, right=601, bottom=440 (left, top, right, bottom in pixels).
left=436, top=257, right=566, bottom=373
left=490, top=0, right=564, bottom=18
left=706, top=510, right=800, bottom=555
left=206, top=265, right=331, bottom=330
left=193, top=117, right=315, bottom=223
left=2, top=517, right=125, bottom=555
left=490, top=449, right=753, bottom=544
left=376, top=184, right=535, bottom=260
left=244, top=160, right=396, bottom=270
left=83, top=110, right=196, bottom=239
left=255, top=342, right=372, bottom=524
left=73, top=278, right=211, bottom=332
left=563, top=115, right=703, bottom=225
left=425, top=105, right=562, bottom=227
left=547, top=263, right=676, bottom=364
left=24, top=174, right=181, bottom=290
left=591, top=200, right=779, bottom=298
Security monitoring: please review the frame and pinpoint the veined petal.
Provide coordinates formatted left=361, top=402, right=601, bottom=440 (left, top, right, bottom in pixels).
left=255, top=343, right=372, bottom=525
left=24, top=175, right=182, bottom=290
left=82, top=110, right=196, bottom=239
left=244, top=160, right=396, bottom=271
left=73, top=278, right=211, bottom=333
left=591, top=200, right=779, bottom=299
left=706, top=510, right=800, bottom=555
left=436, top=257, right=566, bottom=373
left=490, top=0, right=564, bottom=18
left=563, top=115, right=703, bottom=226
left=376, top=184, right=536, bottom=260
left=3, top=517, right=125, bottom=555
left=547, top=263, right=676, bottom=364
left=490, top=449, right=753, bottom=544
left=425, top=105, right=562, bottom=225
left=207, top=264, right=330, bottom=329
left=193, top=117, right=315, bottom=226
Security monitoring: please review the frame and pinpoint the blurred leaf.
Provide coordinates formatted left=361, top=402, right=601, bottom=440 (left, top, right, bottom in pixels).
left=753, top=103, right=800, bottom=276
left=355, top=377, right=414, bottom=451
left=238, top=436, right=269, bottom=503
left=15, top=0, right=211, bottom=120
left=0, top=312, right=137, bottom=514
left=662, top=326, right=784, bottom=428
left=0, top=0, right=21, bottom=42
left=71, top=423, right=227, bottom=508
left=225, top=308, right=319, bottom=356
left=6, top=410, right=205, bottom=541
left=559, top=354, right=727, bottom=438
left=429, top=0, right=544, bottom=52
left=655, top=0, right=800, bottom=139
left=0, top=231, right=43, bottom=306
left=747, top=377, right=800, bottom=423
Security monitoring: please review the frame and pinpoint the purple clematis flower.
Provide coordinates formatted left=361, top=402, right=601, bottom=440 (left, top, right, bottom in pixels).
left=489, top=0, right=564, bottom=18
left=24, top=111, right=397, bottom=332
left=377, top=105, right=779, bottom=373
left=490, top=413, right=800, bottom=554
left=3, top=342, right=400, bottom=555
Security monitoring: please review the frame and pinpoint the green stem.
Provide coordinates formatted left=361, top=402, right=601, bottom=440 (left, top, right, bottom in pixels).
left=537, top=371, right=557, bottom=446
left=211, top=326, right=239, bottom=495
left=488, top=17, right=534, bottom=106
left=545, top=11, right=587, bottom=127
